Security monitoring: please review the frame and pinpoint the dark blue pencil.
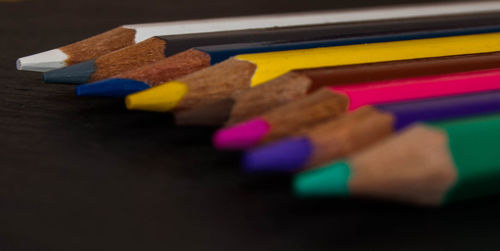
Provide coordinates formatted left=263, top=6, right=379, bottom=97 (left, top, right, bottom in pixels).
left=74, top=24, right=500, bottom=97
left=43, top=13, right=500, bottom=85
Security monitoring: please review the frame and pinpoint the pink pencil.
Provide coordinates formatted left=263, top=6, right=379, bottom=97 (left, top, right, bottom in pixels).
left=213, top=67, right=500, bottom=150
left=334, top=68, right=500, bottom=110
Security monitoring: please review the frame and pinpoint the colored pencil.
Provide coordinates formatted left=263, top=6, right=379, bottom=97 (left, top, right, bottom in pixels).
left=74, top=24, right=500, bottom=96
left=17, top=1, right=500, bottom=72
left=74, top=49, right=210, bottom=97
left=244, top=90, right=500, bottom=173
left=125, top=32, right=500, bottom=113
left=294, top=113, right=500, bottom=206
left=47, top=15, right=500, bottom=86
left=213, top=68, right=500, bottom=150
left=175, top=51, right=500, bottom=126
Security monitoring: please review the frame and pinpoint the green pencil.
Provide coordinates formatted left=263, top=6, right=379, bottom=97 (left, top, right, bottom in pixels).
left=294, top=113, right=500, bottom=206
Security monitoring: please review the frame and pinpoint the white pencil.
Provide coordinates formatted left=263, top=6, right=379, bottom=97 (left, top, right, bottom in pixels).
left=17, top=1, right=500, bottom=72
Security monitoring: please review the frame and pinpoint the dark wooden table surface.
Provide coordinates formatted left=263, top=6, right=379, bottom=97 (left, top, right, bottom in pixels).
left=2, top=0, right=499, bottom=250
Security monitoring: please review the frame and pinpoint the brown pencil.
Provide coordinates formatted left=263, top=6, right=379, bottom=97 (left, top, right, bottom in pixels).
left=175, top=51, right=500, bottom=126
left=212, top=67, right=500, bottom=150
left=45, top=18, right=500, bottom=84
left=126, top=32, right=500, bottom=115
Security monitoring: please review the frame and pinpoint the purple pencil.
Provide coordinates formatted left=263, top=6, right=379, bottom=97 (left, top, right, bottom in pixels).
left=243, top=89, right=500, bottom=173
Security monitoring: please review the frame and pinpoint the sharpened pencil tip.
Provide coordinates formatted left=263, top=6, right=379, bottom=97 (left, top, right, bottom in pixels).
left=76, top=78, right=150, bottom=97
left=174, top=98, right=236, bottom=126
left=213, top=118, right=271, bottom=150
left=243, top=137, right=313, bottom=172
left=16, top=49, right=69, bottom=72
left=125, top=81, right=188, bottom=112
left=43, top=60, right=96, bottom=84
left=16, top=59, right=21, bottom=70
left=294, top=161, right=351, bottom=197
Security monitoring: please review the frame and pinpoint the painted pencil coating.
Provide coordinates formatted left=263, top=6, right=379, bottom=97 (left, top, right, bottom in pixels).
left=244, top=90, right=500, bottom=173
left=126, top=58, right=257, bottom=112
left=176, top=51, right=500, bottom=126
left=201, top=24, right=500, bottom=64
left=433, top=115, right=500, bottom=203
left=236, top=32, right=500, bottom=86
left=127, top=32, right=500, bottom=113
left=294, top=125, right=457, bottom=205
left=125, top=1, right=500, bottom=42
left=18, top=1, right=500, bottom=72
left=17, top=27, right=136, bottom=72
left=377, top=90, right=500, bottom=130
left=175, top=72, right=313, bottom=126
left=213, top=89, right=348, bottom=150
left=44, top=37, right=168, bottom=84
left=76, top=49, right=211, bottom=96
left=80, top=23, right=500, bottom=96
left=48, top=23, right=500, bottom=85
left=244, top=106, right=393, bottom=172
left=217, top=68, right=500, bottom=151
left=295, top=113, right=500, bottom=206
left=332, top=68, right=500, bottom=110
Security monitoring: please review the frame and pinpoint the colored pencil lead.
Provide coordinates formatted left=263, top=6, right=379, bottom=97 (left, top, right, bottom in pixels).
left=19, top=1, right=500, bottom=71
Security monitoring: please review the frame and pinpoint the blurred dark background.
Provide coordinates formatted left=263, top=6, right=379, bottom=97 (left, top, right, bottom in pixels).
left=1, top=0, right=499, bottom=250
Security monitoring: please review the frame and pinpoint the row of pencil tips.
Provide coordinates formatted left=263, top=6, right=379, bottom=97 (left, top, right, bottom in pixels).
left=16, top=2, right=500, bottom=206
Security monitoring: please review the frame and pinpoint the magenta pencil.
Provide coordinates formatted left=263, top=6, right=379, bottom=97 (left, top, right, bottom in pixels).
left=213, top=68, right=500, bottom=150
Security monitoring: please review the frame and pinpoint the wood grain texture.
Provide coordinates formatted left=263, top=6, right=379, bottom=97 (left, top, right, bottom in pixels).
left=173, top=71, right=312, bottom=126
left=6, top=0, right=500, bottom=250
left=91, top=37, right=167, bottom=81
left=262, top=88, right=348, bottom=142
left=227, top=71, right=312, bottom=125
left=61, top=27, right=136, bottom=65
left=304, top=106, right=394, bottom=168
left=181, top=51, right=500, bottom=127
left=175, top=58, right=256, bottom=110
left=349, top=125, right=457, bottom=206
left=174, top=98, right=236, bottom=126
left=115, top=49, right=211, bottom=86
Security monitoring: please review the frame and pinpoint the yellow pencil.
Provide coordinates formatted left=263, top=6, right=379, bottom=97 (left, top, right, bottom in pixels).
left=126, top=32, right=500, bottom=112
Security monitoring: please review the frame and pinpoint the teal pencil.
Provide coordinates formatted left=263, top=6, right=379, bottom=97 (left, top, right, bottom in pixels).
left=295, top=113, right=500, bottom=206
